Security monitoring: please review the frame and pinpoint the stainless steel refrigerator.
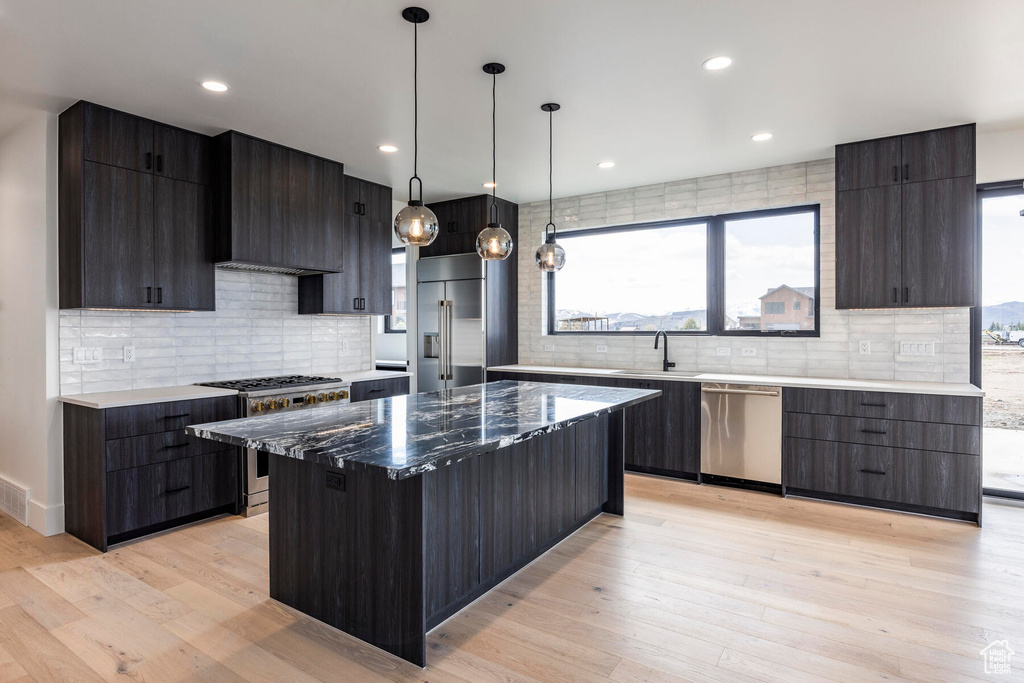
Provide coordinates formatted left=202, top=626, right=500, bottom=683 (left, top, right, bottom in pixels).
left=417, top=254, right=486, bottom=392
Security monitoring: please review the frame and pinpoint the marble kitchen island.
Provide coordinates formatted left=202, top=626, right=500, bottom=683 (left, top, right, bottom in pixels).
left=187, top=380, right=659, bottom=666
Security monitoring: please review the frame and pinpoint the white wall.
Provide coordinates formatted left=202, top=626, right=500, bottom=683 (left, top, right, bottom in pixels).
left=978, top=128, right=1024, bottom=184
left=517, top=159, right=972, bottom=384
left=0, top=112, right=63, bottom=535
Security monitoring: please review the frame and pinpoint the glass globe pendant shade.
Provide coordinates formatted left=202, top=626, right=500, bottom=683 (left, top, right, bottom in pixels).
left=535, top=234, right=566, bottom=272
left=476, top=223, right=514, bottom=261
left=394, top=201, right=439, bottom=247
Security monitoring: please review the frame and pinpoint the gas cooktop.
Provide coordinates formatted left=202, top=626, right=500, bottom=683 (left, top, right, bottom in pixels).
left=197, top=375, right=342, bottom=393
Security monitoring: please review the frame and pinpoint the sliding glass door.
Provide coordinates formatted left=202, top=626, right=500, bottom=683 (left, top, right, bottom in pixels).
left=979, top=182, right=1024, bottom=498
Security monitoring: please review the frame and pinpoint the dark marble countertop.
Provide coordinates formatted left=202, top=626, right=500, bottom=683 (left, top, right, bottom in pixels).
left=186, top=380, right=660, bottom=479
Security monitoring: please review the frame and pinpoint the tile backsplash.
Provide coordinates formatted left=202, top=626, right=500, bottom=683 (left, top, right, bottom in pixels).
left=59, top=270, right=372, bottom=395
left=516, top=159, right=972, bottom=384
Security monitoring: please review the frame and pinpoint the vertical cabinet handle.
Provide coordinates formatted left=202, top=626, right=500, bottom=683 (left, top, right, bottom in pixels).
left=156, top=287, right=163, bottom=304
left=361, top=203, right=367, bottom=216
left=360, top=297, right=366, bottom=310
left=353, top=297, right=359, bottom=310
left=156, top=155, right=163, bottom=173
left=354, top=202, right=361, bottom=214
left=892, top=287, right=898, bottom=303
left=146, top=286, right=152, bottom=304
left=892, top=165, right=898, bottom=183
left=903, top=287, right=909, bottom=303
left=903, top=164, right=909, bottom=181
left=145, top=152, right=152, bottom=170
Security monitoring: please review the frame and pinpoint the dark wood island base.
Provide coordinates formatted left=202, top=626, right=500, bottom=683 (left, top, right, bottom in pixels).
left=268, top=411, right=625, bottom=666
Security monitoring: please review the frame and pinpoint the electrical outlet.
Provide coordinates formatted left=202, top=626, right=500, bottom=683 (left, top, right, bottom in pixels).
left=543, top=344, right=555, bottom=352
left=717, top=347, right=731, bottom=357
left=123, top=345, right=136, bottom=362
left=72, top=347, right=102, bottom=364
left=859, top=340, right=871, bottom=355
left=595, top=345, right=608, bottom=353
left=326, top=470, right=346, bottom=492
left=742, top=348, right=756, bottom=357
left=342, top=339, right=350, bottom=352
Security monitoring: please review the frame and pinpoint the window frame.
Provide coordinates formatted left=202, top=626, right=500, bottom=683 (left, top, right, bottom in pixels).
left=547, top=204, right=820, bottom=338
left=384, top=247, right=407, bottom=334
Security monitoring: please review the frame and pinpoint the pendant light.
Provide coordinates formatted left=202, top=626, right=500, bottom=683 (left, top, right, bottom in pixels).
left=476, top=63, right=514, bottom=261
left=535, top=103, right=566, bottom=272
left=393, top=7, right=440, bottom=247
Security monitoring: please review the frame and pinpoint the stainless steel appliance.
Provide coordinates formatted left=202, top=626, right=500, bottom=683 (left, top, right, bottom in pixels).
left=417, top=254, right=486, bottom=392
left=700, top=383, right=782, bottom=489
left=196, top=375, right=350, bottom=516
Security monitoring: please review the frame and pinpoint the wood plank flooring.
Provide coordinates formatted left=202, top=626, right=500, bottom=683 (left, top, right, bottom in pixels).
left=0, top=474, right=1022, bottom=681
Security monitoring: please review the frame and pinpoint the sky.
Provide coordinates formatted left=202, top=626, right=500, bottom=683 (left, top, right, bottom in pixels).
left=554, top=212, right=816, bottom=318
left=982, top=193, right=1024, bottom=306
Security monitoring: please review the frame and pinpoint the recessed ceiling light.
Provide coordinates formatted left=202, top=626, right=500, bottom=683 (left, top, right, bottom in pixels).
left=378, top=144, right=399, bottom=153
left=483, top=182, right=497, bottom=188
left=703, top=56, right=733, bottom=71
left=751, top=132, right=773, bottom=142
left=201, top=80, right=229, bottom=92
left=597, top=161, right=615, bottom=169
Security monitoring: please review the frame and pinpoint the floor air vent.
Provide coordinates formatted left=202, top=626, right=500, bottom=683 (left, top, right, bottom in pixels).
left=0, top=476, right=30, bottom=526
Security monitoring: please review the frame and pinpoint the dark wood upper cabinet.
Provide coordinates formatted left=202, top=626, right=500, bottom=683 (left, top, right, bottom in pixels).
left=835, top=137, right=901, bottom=191
left=60, top=101, right=215, bottom=310
left=901, top=176, right=977, bottom=307
left=298, top=175, right=393, bottom=315
left=154, top=124, right=210, bottom=185
left=82, top=103, right=154, bottom=173
left=835, top=185, right=902, bottom=309
left=900, top=125, right=975, bottom=183
left=154, top=176, right=215, bottom=310
left=213, top=131, right=345, bottom=274
left=834, top=123, right=976, bottom=310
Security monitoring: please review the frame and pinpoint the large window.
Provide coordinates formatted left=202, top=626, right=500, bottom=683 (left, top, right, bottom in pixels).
left=385, top=248, right=407, bottom=333
left=548, top=205, right=819, bottom=336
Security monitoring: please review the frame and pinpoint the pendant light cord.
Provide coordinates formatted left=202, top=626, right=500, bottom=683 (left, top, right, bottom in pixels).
left=547, top=108, right=554, bottom=239
left=490, top=72, right=498, bottom=225
left=408, top=20, right=422, bottom=203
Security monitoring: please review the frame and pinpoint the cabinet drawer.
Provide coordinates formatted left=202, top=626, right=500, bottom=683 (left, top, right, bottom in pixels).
left=783, top=388, right=980, bottom=426
left=784, top=413, right=980, bottom=455
left=106, top=458, right=193, bottom=536
left=191, top=450, right=238, bottom=513
left=105, top=396, right=238, bottom=439
left=350, top=377, right=410, bottom=403
left=106, top=430, right=231, bottom=471
left=785, top=438, right=979, bottom=513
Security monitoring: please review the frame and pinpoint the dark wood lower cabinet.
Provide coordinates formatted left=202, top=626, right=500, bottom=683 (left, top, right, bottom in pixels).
left=268, top=410, right=621, bottom=667
left=64, top=398, right=241, bottom=551
left=349, top=376, right=410, bottom=403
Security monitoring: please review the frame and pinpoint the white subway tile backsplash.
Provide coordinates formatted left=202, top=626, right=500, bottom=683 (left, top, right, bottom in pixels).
left=516, top=159, right=972, bottom=384
left=59, top=270, right=372, bottom=395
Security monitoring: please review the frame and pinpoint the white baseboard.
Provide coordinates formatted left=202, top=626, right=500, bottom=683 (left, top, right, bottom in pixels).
left=28, top=500, right=64, bottom=536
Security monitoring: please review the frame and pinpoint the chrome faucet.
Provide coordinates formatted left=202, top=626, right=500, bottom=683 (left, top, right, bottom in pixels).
left=654, top=330, right=675, bottom=372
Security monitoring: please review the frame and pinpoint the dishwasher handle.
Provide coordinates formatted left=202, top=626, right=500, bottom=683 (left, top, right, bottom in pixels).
left=700, top=387, right=780, bottom=397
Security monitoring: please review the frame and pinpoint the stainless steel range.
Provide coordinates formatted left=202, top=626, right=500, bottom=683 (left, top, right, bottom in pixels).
left=196, top=375, right=351, bottom=516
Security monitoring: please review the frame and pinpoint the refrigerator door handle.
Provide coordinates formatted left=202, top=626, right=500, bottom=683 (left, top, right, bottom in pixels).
left=438, top=301, right=446, bottom=381
left=445, top=300, right=454, bottom=380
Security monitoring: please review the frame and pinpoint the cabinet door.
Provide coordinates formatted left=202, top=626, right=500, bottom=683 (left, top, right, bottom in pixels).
left=82, top=103, right=153, bottom=173
left=106, top=458, right=192, bottom=536
left=321, top=161, right=346, bottom=273
left=230, top=134, right=286, bottom=266
left=835, top=137, right=900, bottom=191
left=285, top=150, right=326, bottom=271
left=191, top=450, right=238, bottom=513
left=901, top=125, right=974, bottom=183
left=361, top=185, right=394, bottom=315
left=82, top=162, right=155, bottom=307
left=420, top=200, right=453, bottom=257
left=154, top=176, right=215, bottom=310
left=154, top=124, right=210, bottom=184
left=901, top=177, right=976, bottom=307
left=835, top=186, right=902, bottom=309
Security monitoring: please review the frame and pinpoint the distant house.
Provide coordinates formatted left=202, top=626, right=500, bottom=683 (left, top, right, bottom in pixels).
left=759, top=285, right=814, bottom=331
left=737, top=315, right=761, bottom=330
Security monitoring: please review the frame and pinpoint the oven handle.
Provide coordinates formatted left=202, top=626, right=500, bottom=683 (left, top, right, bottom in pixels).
left=700, top=388, right=780, bottom=397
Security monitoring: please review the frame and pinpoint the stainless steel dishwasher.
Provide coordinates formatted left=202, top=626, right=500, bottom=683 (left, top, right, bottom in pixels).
left=700, top=383, right=782, bottom=489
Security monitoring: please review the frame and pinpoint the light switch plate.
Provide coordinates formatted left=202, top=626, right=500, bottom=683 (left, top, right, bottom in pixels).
left=899, top=340, right=935, bottom=357
left=859, top=340, right=871, bottom=355
left=342, top=339, right=350, bottom=352
left=543, top=344, right=555, bottom=352
left=72, top=347, right=102, bottom=365
left=742, top=348, right=756, bottom=357
left=595, top=345, right=608, bottom=353
left=717, top=347, right=731, bottom=357
left=123, top=346, right=136, bottom=363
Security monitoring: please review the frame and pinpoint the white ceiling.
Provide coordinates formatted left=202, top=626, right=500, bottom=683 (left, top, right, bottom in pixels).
left=1, top=0, right=1023, bottom=204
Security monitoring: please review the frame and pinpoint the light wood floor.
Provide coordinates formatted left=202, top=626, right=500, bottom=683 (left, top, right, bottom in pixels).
left=1, top=476, right=1022, bottom=682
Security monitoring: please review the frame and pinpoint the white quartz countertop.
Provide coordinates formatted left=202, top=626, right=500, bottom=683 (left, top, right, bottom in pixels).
left=58, top=385, right=239, bottom=410
left=488, top=365, right=984, bottom=397
left=58, top=370, right=413, bottom=410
